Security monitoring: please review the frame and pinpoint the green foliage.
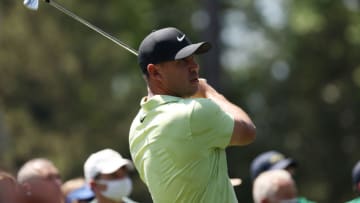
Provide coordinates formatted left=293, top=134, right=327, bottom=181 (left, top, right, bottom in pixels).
left=224, top=0, right=360, bottom=202
left=1, top=0, right=360, bottom=202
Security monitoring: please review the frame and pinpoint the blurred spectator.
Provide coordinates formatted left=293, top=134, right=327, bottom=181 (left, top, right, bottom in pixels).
left=252, top=169, right=316, bottom=203
left=250, top=150, right=297, bottom=181
left=346, top=161, right=360, bottom=203
left=62, top=177, right=86, bottom=197
left=84, top=148, right=137, bottom=203
left=66, top=184, right=95, bottom=203
left=17, top=158, right=64, bottom=203
left=0, top=170, right=22, bottom=203
left=62, top=177, right=94, bottom=203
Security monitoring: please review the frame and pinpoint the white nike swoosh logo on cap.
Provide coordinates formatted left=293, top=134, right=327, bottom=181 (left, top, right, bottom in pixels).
left=177, top=34, right=186, bottom=42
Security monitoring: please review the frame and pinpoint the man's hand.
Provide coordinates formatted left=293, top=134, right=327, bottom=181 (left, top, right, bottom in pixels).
left=191, top=78, right=256, bottom=146
left=191, top=78, right=215, bottom=98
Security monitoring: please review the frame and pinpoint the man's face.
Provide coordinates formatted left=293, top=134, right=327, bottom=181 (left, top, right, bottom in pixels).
left=92, top=166, right=129, bottom=192
left=90, top=166, right=132, bottom=202
left=98, top=166, right=129, bottom=181
left=23, top=177, right=64, bottom=203
left=271, top=180, right=297, bottom=203
left=154, top=55, right=200, bottom=97
left=21, top=162, right=63, bottom=203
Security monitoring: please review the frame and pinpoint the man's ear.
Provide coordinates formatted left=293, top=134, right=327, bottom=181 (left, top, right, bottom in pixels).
left=357, top=182, right=360, bottom=192
left=89, top=180, right=97, bottom=191
left=147, top=64, right=161, bottom=80
left=19, top=182, right=32, bottom=196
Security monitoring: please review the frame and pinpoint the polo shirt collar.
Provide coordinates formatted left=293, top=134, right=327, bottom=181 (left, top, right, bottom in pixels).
left=141, top=95, right=181, bottom=112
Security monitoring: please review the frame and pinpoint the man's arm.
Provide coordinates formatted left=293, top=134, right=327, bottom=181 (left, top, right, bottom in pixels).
left=193, top=79, right=256, bottom=146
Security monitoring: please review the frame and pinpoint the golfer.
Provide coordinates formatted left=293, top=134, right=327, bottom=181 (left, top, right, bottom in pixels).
left=129, top=27, right=256, bottom=203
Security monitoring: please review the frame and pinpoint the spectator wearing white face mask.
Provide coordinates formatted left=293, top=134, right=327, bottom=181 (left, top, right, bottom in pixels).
left=252, top=169, right=316, bottom=203
left=84, top=148, right=137, bottom=203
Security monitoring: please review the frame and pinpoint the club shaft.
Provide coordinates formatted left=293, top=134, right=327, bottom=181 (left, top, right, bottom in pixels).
left=46, top=0, right=138, bottom=56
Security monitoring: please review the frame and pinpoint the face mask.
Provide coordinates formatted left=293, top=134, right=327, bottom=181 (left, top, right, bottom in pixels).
left=280, top=198, right=298, bottom=203
left=97, top=177, right=133, bottom=202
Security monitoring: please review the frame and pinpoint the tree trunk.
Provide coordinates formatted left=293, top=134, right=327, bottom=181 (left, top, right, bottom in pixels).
left=201, top=0, right=222, bottom=90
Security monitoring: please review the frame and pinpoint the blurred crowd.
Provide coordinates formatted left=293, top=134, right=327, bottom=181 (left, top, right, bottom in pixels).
left=0, top=148, right=136, bottom=203
left=1, top=149, right=359, bottom=203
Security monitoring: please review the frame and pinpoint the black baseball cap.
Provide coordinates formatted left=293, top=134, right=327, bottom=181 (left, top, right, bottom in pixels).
left=138, top=27, right=212, bottom=75
left=250, top=150, right=297, bottom=180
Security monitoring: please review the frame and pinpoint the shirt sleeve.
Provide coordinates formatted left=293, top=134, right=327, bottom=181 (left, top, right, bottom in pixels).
left=189, top=98, right=234, bottom=149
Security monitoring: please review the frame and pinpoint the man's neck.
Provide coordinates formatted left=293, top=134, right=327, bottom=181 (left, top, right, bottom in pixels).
left=146, top=79, right=177, bottom=98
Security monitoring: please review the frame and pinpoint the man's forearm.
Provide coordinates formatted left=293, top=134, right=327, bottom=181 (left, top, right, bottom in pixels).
left=199, top=80, right=256, bottom=145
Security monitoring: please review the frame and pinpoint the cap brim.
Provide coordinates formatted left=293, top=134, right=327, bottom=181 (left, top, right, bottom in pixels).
left=230, top=178, right=242, bottom=186
left=175, top=42, right=211, bottom=59
left=99, top=159, right=134, bottom=174
left=270, top=158, right=297, bottom=170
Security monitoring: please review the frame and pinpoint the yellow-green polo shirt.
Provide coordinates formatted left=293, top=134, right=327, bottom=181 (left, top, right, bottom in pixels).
left=129, top=95, right=236, bottom=203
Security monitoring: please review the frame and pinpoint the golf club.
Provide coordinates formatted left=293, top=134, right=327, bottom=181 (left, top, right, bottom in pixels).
left=23, top=0, right=138, bottom=56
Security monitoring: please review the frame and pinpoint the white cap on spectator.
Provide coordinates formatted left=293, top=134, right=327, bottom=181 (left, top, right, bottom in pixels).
left=84, top=148, right=133, bottom=182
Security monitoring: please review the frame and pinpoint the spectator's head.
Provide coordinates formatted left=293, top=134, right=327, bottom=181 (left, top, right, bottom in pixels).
left=17, top=158, right=64, bottom=203
left=84, top=148, right=133, bottom=202
left=253, top=169, right=297, bottom=203
left=62, top=177, right=86, bottom=197
left=62, top=177, right=95, bottom=203
left=0, top=170, right=21, bottom=203
left=66, top=185, right=95, bottom=203
left=251, top=151, right=297, bottom=180
left=352, top=161, right=360, bottom=192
